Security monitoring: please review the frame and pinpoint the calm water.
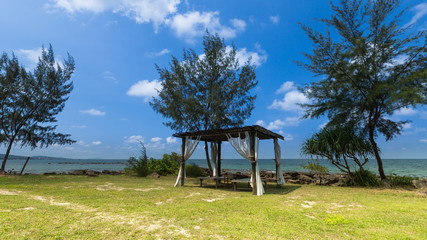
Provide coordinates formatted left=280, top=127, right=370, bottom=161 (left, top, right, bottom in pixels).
left=4, top=157, right=427, bottom=177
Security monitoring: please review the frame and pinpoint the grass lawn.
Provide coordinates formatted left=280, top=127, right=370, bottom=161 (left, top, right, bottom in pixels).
left=0, top=175, right=426, bottom=239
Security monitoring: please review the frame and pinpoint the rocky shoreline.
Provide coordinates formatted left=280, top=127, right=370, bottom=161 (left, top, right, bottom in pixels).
left=8, top=168, right=427, bottom=189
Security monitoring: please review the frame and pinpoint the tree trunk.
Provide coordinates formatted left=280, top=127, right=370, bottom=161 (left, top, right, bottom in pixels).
left=368, top=126, right=390, bottom=185
left=204, top=141, right=213, bottom=177
left=1, top=139, right=14, bottom=173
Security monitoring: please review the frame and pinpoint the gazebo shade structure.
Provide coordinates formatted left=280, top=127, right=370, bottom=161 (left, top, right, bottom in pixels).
left=173, top=125, right=284, bottom=142
left=173, top=125, right=285, bottom=195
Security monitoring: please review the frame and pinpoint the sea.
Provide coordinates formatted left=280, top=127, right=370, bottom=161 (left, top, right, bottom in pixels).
left=3, top=157, right=427, bottom=178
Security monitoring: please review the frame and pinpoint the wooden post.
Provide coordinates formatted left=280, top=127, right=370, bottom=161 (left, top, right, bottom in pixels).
left=274, top=138, right=280, bottom=185
left=249, top=131, right=257, bottom=195
left=20, top=157, right=30, bottom=175
left=217, top=141, right=222, bottom=177
left=180, top=137, right=186, bottom=186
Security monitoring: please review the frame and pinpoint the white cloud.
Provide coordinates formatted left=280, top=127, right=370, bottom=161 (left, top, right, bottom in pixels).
left=419, top=138, right=427, bottom=143
left=402, top=123, right=412, bottom=130
left=15, top=47, right=42, bottom=69
left=258, top=117, right=301, bottom=131
left=394, top=107, right=418, bottom=116
left=231, top=18, right=246, bottom=31
left=148, top=48, right=170, bottom=57
left=270, top=15, right=279, bottom=24
left=126, top=79, right=162, bottom=101
left=72, top=125, right=87, bottom=129
left=47, top=0, right=180, bottom=32
left=124, top=135, right=144, bottom=143
left=166, top=136, right=178, bottom=144
left=269, top=90, right=309, bottom=112
left=151, top=137, right=162, bottom=142
left=319, top=121, right=328, bottom=129
left=80, top=108, right=106, bottom=116
left=92, top=141, right=102, bottom=145
left=103, top=70, right=119, bottom=84
left=234, top=47, right=267, bottom=67
left=276, top=81, right=295, bottom=94
left=256, top=120, right=266, bottom=127
left=167, top=11, right=245, bottom=42
left=404, top=3, right=427, bottom=28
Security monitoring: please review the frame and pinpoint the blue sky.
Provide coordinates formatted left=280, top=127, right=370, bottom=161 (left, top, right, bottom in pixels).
left=1, top=0, right=426, bottom=159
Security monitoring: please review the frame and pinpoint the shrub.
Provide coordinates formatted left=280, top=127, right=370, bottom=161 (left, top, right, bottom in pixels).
left=388, top=174, right=418, bottom=186
left=125, top=143, right=151, bottom=177
left=186, top=163, right=206, bottom=178
left=148, top=153, right=179, bottom=176
left=301, top=159, right=329, bottom=173
left=350, top=169, right=382, bottom=187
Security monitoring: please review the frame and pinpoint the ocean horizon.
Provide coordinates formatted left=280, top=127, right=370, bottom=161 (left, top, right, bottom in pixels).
left=3, top=157, right=427, bottom=178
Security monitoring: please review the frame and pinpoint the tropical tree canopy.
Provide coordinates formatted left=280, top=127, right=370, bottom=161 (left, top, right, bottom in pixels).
left=0, top=45, right=75, bottom=172
left=298, top=0, right=427, bottom=182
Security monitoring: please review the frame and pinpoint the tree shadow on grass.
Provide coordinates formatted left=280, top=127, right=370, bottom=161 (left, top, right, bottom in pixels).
left=186, top=179, right=301, bottom=195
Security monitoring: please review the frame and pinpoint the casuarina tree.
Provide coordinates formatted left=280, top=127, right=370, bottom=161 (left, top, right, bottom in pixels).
left=150, top=32, right=258, bottom=175
left=298, top=0, right=427, bottom=184
left=0, top=45, right=75, bottom=172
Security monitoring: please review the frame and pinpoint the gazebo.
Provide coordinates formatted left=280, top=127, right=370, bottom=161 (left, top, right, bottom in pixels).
left=172, top=125, right=286, bottom=196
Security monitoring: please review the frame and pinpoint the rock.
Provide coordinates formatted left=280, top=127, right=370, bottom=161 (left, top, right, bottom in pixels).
left=149, top=172, right=160, bottom=179
left=286, top=171, right=300, bottom=178
left=70, top=170, right=86, bottom=175
left=299, top=174, right=314, bottom=184
left=412, top=179, right=427, bottom=189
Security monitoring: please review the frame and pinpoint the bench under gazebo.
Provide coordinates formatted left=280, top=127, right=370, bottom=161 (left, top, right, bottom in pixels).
left=172, top=125, right=286, bottom=196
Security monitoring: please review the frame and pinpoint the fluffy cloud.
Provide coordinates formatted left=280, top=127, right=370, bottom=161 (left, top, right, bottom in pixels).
left=92, top=141, right=102, bottom=145
left=394, top=107, right=418, bottom=116
left=275, top=81, right=295, bottom=94
left=419, top=139, right=427, bottom=143
left=166, top=136, right=178, bottom=144
left=15, top=47, right=42, bottom=69
left=256, top=117, right=301, bottom=130
left=72, top=125, right=87, bottom=129
left=404, top=3, right=427, bottom=28
left=124, top=135, right=144, bottom=143
left=234, top=47, right=267, bottom=67
left=269, top=90, right=309, bottom=112
left=269, top=81, right=309, bottom=112
left=167, top=11, right=245, bottom=42
left=148, top=48, right=170, bottom=57
left=80, top=108, right=106, bottom=116
left=47, top=0, right=180, bottom=32
left=126, top=79, right=162, bottom=101
left=270, top=15, right=279, bottom=24
left=151, top=137, right=162, bottom=142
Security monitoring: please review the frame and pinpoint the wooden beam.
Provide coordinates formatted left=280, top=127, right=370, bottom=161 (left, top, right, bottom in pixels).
left=217, top=141, right=221, bottom=177
left=180, top=137, right=186, bottom=186
left=249, top=131, right=257, bottom=195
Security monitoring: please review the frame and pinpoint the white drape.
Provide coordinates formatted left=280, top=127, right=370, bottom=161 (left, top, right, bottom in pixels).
left=274, top=138, right=286, bottom=185
left=227, top=132, right=264, bottom=196
left=210, top=142, right=218, bottom=177
left=174, top=136, right=200, bottom=187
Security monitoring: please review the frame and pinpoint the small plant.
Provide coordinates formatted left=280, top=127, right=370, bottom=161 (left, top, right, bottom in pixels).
left=350, top=169, right=382, bottom=187
left=301, top=159, right=329, bottom=174
left=388, top=174, right=418, bottom=186
left=186, top=163, right=206, bottom=178
left=125, top=143, right=151, bottom=177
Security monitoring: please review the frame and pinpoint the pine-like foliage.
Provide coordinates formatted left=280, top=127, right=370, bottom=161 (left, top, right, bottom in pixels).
left=150, top=32, right=258, bottom=132
left=298, top=0, right=427, bottom=182
left=0, top=45, right=75, bottom=172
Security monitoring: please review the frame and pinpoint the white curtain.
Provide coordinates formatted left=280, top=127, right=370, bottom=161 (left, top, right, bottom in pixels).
left=174, top=136, right=201, bottom=187
left=274, top=138, right=286, bottom=185
left=210, top=142, right=218, bottom=177
left=227, top=132, right=264, bottom=196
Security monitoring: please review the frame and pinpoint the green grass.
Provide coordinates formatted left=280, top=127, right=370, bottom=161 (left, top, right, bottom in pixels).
left=0, top=175, right=426, bottom=239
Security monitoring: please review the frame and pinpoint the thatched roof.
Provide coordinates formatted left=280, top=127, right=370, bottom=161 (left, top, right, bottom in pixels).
left=173, top=125, right=284, bottom=142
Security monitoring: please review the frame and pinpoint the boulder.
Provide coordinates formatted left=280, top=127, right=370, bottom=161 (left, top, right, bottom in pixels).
left=412, top=179, right=427, bottom=189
